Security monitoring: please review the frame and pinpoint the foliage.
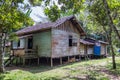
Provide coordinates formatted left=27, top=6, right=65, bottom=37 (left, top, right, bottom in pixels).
left=0, top=0, right=34, bottom=33
left=0, top=0, right=34, bottom=72
left=3, top=70, right=39, bottom=80
left=44, top=4, right=61, bottom=22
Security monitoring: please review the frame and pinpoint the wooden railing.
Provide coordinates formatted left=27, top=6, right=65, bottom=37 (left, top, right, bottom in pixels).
left=12, top=49, right=38, bottom=58
left=24, top=49, right=38, bottom=57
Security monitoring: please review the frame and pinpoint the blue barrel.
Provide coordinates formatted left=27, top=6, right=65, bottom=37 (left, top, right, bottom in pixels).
left=93, top=45, right=101, bottom=56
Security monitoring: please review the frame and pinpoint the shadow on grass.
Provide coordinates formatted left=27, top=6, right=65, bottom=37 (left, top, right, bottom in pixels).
left=6, top=60, right=90, bottom=73
left=106, top=62, right=120, bottom=76
left=86, top=70, right=109, bottom=80
left=5, top=57, right=108, bottom=74
left=0, top=73, right=5, bottom=80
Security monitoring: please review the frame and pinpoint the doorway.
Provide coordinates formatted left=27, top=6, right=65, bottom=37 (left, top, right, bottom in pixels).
left=28, top=36, right=33, bottom=49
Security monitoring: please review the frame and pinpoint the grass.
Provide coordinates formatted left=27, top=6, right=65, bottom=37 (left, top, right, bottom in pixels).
left=1, top=57, right=120, bottom=80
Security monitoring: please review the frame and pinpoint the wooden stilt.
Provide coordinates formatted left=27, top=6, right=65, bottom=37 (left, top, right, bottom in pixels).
left=29, top=59, right=31, bottom=65
left=79, top=55, right=81, bottom=61
left=68, top=56, right=70, bottom=63
left=19, top=57, right=21, bottom=64
left=60, top=57, right=62, bottom=65
left=23, top=58, right=25, bottom=66
left=16, top=57, right=18, bottom=65
left=85, top=55, right=87, bottom=60
left=85, top=55, right=88, bottom=60
left=38, top=58, right=39, bottom=65
left=90, top=55, right=91, bottom=59
left=46, top=58, right=49, bottom=63
left=51, top=57, right=53, bottom=67
left=74, top=56, right=76, bottom=62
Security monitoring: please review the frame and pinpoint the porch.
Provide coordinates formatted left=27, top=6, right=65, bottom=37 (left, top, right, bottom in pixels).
left=6, top=35, right=39, bottom=66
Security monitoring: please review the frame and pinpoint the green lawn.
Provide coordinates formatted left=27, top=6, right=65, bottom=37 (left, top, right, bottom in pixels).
left=1, top=57, right=120, bottom=80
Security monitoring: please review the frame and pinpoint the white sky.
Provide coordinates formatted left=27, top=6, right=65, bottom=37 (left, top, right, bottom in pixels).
left=23, top=0, right=60, bottom=23
left=30, top=6, right=47, bottom=22
left=24, top=0, right=47, bottom=23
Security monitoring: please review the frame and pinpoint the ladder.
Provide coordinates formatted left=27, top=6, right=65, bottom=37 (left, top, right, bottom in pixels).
left=4, top=55, right=15, bottom=67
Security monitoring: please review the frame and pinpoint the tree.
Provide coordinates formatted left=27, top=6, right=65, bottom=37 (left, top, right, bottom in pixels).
left=30, top=0, right=120, bottom=69
left=0, top=0, right=33, bottom=72
left=44, top=4, right=61, bottom=22
left=88, top=0, right=120, bottom=69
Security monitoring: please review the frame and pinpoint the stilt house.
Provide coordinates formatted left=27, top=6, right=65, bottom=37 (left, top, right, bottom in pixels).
left=83, top=38, right=108, bottom=57
left=11, top=16, right=86, bottom=66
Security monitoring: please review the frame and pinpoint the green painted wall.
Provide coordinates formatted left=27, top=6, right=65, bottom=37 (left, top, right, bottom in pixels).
left=33, top=30, right=51, bottom=57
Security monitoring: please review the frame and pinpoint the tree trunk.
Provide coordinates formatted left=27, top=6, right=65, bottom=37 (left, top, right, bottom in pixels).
left=109, top=29, right=116, bottom=69
left=102, top=0, right=120, bottom=39
left=102, top=25, right=116, bottom=69
left=0, top=33, right=4, bottom=72
left=110, top=44, right=116, bottom=69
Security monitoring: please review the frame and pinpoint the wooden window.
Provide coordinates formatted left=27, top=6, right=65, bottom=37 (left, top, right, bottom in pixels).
left=28, top=37, right=33, bottom=49
left=18, top=40, right=20, bottom=47
left=69, top=35, right=77, bottom=47
left=20, top=38, right=25, bottom=48
left=72, top=38, right=77, bottom=46
left=69, top=35, right=72, bottom=47
left=12, top=41, right=18, bottom=49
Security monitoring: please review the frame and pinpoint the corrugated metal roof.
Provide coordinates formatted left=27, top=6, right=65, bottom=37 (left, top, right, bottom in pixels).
left=84, top=38, right=108, bottom=45
left=16, top=15, right=85, bottom=36
left=80, top=39, right=94, bottom=45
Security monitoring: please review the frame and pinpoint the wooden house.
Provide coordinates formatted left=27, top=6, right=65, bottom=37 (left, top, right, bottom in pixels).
left=83, top=38, right=108, bottom=57
left=11, top=16, right=86, bottom=66
left=80, top=39, right=94, bottom=58
left=99, top=40, right=108, bottom=56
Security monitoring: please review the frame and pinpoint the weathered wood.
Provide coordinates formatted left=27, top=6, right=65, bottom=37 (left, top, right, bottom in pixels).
left=33, top=30, right=51, bottom=57
left=74, top=56, right=76, bottom=62
left=79, top=55, right=81, bottom=60
left=15, top=57, right=18, bottom=65
left=60, top=57, right=62, bottom=65
left=37, top=58, right=39, bottom=65
left=50, top=58, right=53, bottom=67
left=68, top=56, right=70, bottom=62
left=52, top=28, right=80, bottom=58
left=23, top=58, right=25, bottom=66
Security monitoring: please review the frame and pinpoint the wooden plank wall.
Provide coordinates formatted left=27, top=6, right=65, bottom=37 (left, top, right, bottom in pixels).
left=87, top=45, right=94, bottom=55
left=101, top=44, right=106, bottom=55
left=33, top=30, right=52, bottom=57
left=80, top=44, right=85, bottom=55
left=51, top=21, right=81, bottom=58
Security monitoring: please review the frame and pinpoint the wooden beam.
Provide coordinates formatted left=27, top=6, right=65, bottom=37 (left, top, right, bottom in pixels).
left=51, top=57, right=53, bottom=67
left=68, top=56, right=70, bottom=62
left=37, top=58, right=39, bottom=65
left=79, top=55, right=81, bottom=61
left=23, top=58, right=25, bottom=66
left=60, top=57, right=62, bottom=65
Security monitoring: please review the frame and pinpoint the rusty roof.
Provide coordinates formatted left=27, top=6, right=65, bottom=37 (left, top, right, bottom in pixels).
left=80, top=39, right=94, bottom=45
left=84, top=38, right=108, bottom=45
left=16, top=15, right=85, bottom=36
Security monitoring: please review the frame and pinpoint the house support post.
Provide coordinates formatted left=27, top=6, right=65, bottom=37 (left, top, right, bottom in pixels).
left=16, top=57, right=18, bottom=65
left=74, top=56, right=76, bottom=62
left=51, top=57, right=53, bottom=67
left=68, top=56, right=70, bottom=63
left=79, top=55, right=81, bottom=61
left=19, top=57, right=22, bottom=64
left=23, top=58, right=25, bottom=66
left=60, top=57, right=62, bottom=65
left=37, top=58, right=39, bottom=65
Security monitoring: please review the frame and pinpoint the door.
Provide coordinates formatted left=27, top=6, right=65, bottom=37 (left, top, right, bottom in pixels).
left=28, top=36, right=33, bottom=49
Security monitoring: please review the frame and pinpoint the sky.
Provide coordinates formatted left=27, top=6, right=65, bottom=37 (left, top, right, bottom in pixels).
left=30, top=6, right=47, bottom=22
left=24, top=0, right=47, bottom=23
left=23, top=0, right=60, bottom=23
